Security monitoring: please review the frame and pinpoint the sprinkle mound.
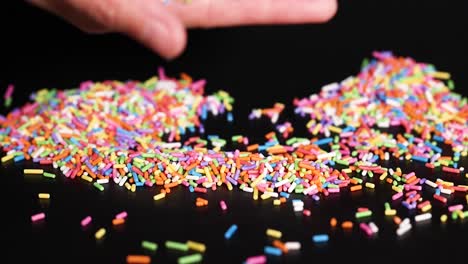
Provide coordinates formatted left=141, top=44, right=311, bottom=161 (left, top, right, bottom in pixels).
left=0, top=53, right=466, bottom=208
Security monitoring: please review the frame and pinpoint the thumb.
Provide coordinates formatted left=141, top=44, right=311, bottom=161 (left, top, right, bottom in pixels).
left=29, top=0, right=187, bottom=59
left=95, top=0, right=187, bottom=59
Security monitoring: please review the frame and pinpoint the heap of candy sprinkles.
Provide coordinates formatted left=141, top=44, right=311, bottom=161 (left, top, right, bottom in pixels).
left=1, top=52, right=468, bottom=263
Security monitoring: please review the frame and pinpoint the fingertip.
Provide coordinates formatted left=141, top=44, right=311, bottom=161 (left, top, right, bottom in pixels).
left=314, top=0, right=338, bottom=22
left=158, top=21, right=187, bottom=60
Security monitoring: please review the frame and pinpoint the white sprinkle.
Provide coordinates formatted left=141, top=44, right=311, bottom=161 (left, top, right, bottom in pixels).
left=425, top=180, right=438, bottom=188
left=285, top=241, right=301, bottom=250
left=97, top=178, right=109, bottom=184
left=396, top=223, right=412, bottom=236
left=369, top=222, right=379, bottom=234
left=415, top=213, right=432, bottom=223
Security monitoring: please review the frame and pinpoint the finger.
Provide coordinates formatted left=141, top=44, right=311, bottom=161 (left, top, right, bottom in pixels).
left=27, top=0, right=109, bottom=33
left=166, top=0, right=338, bottom=28
left=29, top=0, right=187, bottom=59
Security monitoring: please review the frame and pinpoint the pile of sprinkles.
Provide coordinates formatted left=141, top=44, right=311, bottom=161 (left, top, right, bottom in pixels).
left=2, top=52, right=468, bottom=263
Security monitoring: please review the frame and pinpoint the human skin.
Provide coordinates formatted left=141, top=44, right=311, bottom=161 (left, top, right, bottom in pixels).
left=27, top=0, right=338, bottom=59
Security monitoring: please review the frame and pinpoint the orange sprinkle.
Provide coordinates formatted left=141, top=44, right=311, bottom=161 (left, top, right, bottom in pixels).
left=126, top=255, right=150, bottom=264
left=272, top=240, right=288, bottom=253
left=330, top=217, right=337, bottom=227
left=265, top=131, right=276, bottom=139
left=247, top=144, right=259, bottom=152
left=350, top=185, right=362, bottom=192
left=112, top=218, right=125, bottom=225
left=341, top=221, right=353, bottom=229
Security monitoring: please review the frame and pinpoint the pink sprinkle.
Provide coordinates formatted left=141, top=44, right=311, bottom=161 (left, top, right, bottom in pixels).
left=158, top=67, right=166, bottom=80
left=245, top=255, right=267, bottom=264
left=4, top=84, right=14, bottom=99
left=303, top=209, right=311, bottom=216
left=359, top=223, right=373, bottom=236
left=31, top=212, right=45, bottom=222
left=448, top=204, right=463, bottom=212
left=357, top=207, right=369, bottom=212
left=404, top=172, right=415, bottom=179
left=116, top=211, right=127, bottom=219
left=81, top=216, right=92, bottom=227
left=392, top=192, right=403, bottom=200
left=220, top=200, right=227, bottom=211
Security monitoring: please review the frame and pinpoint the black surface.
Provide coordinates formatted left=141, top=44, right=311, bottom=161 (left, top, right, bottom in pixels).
left=2, top=0, right=468, bottom=263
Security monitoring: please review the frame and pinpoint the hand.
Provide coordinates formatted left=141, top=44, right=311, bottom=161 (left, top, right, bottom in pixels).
left=27, top=0, right=337, bottom=59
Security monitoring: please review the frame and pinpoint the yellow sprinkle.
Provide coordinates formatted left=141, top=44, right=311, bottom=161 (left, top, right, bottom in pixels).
left=260, top=193, right=270, bottom=200
left=38, top=193, right=50, bottom=199
left=226, top=181, right=233, bottom=191
left=392, top=185, right=403, bottom=193
left=204, top=167, right=212, bottom=182
left=81, top=175, right=93, bottom=182
left=306, top=120, right=315, bottom=128
left=273, top=199, right=281, bottom=206
left=365, top=182, right=375, bottom=189
left=153, top=193, right=166, bottom=201
left=379, top=172, right=388, bottom=181
left=440, top=214, right=447, bottom=223
left=187, top=240, right=206, bottom=253
left=342, top=168, right=353, bottom=174
left=458, top=211, right=465, bottom=219
left=1, top=155, right=14, bottom=163
left=385, top=209, right=396, bottom=216
left=431, top=71, right=451, bottom=80
left=253, top=188, right=258, bottom=200
left=421, top=204, right=432, bottom=213
left=24, top=169, right=44, bottom=174
left=328, top=125, right=342, bottom=134
left=266, top=228, right=282, bottom=239
left=312, top=123, right=322, bottom=135
left=251, top=172, right=266, bottom=188
left=114, top=164, right=125, bottom=169
left=95, top=228, right=106, bottom=240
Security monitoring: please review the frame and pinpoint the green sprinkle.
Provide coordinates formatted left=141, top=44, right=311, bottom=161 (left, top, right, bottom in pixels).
left=43, top=172, right=56, bottom=178
left=335, top=159, right=349, bottom=166
left=352, top=177, right=363, bottom=184
left=451, top=211, right=458, bottom=220
left=93, top=182, right=104, bottom=191
left=384, top=202, right=391, bottom=211
left=178, top=253, right=203, bottom=264
left=355, top=210, right=372, bottom=219
left=447, top=80, right=454, bottom=90
left=286, top=138, right=297, bottom=145
left=141, top=240, right=158, bottom=252
left=165, top=240, right=188, bottom=252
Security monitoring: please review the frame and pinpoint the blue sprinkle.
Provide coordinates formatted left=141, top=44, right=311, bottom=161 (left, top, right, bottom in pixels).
left=227, top=112, right=233, bottom=122
left=412, top=156, right=428, bottom=163
left=312, top=234, right=329, bottom=243
left=314, top=137, right=333, bottom=146
left=224, top=224, right=238, bottom=240
left=264, top=246, right=282, bottom=256
left=14, top=155, right=25, bottom=162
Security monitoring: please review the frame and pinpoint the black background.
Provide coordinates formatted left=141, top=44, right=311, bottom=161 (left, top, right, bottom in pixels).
left=2, top=0, right=468, bottom=263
